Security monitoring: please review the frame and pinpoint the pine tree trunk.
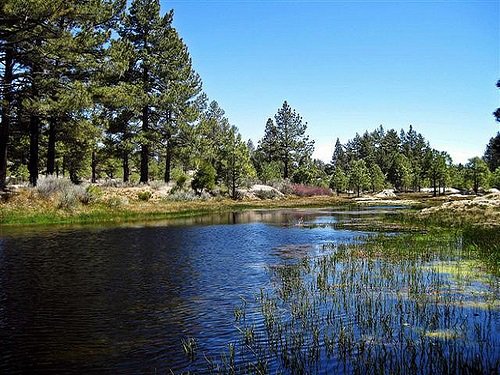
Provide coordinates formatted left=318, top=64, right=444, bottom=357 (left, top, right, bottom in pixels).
left=140, top=60, right=149, bottom=183
left=46, top=117, right=56, bottom=175
left=46, top=55, right=59, bottom=176
left=140, top=105, right=149, bottom=183
left=29, top=114, right=39, bottom=186
left=231, top=150, right=236, bottom=199
left=232, top=170, right=236, bottom=199
left=164, top=138, right=172, bottom=183
left=28, top=58, right=41, bottom=187
left=69, top=169, right=78, bottom=184
left=283, top=154, right=289, bottom=179
left=91, top=150, right=97, bottom=183
left=0, top=46, right=13, bottom=189
left=123, top=152, right=129, bottom=183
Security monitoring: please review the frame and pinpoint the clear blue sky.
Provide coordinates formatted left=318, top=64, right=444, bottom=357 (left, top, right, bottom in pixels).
left=163, top=0, right=499, bottom=164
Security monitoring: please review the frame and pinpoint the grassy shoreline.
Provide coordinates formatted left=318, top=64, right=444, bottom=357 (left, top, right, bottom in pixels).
left=1, top=187, right=498, bottom=229
left=0, top=195, right=360, bottom=227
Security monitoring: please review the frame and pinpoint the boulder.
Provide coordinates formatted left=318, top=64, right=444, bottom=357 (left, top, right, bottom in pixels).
left=374, top=189, right=397, bottom=198
left=249, top=184, right=284, bottom=199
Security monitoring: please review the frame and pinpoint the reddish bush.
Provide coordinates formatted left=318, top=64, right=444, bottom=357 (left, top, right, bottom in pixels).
left=291, top=184, right=332, bottom=197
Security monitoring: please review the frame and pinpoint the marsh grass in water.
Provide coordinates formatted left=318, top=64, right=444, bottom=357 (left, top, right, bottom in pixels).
left=176, top=229, right=499, bottom=374
left=390, top=207, right=500, bottom=230
left=182, top=337, right=197, bottom=362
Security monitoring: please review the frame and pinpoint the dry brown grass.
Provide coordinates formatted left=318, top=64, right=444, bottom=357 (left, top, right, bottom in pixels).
left=0, top=187, right=352, bottom=226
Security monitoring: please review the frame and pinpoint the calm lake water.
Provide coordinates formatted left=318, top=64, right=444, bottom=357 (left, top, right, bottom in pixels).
left=0, top=208, right=368, bottom=373
left=0, top=207, right=498, bottom=374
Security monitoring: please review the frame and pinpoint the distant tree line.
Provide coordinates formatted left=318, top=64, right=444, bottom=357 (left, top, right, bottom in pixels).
left=1, top=1, right=499, bottom=197
left=324, top=126, right=500, bottom=196
left=250, top=116, right=500, bottom=196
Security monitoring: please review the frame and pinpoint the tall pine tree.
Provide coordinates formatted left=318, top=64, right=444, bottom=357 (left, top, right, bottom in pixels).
left=261, top=101, right=314, bottom=179
left=120, top=0, right=174, bottom=183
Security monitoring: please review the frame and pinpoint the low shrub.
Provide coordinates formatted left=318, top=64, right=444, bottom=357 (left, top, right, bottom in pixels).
left=7, top=164, right=29, bottom=185
left=176, top=175, right=187, bottom=189
left=171, top=167, right=189, bottom=189
left=137, top=190, right=152, bottom=201
left=36, top=175, right=73, bottom=198
left=36, top=175, right=89, bottom=209
left=57, top=185, right=87, bottom=210
left=100, top=179, right=120, bottom=188
left=100, top=179, right=137, bottom=188
left=253, top=189, right=280, bottom=200
left=148, top=180, right=161, bottom=190
left=234, top=189, right=247, bottom=200
left=290, top=184, right=332, bottom=197
left=271, top=180, right=294, bottom=195
left=83, top=185, right=103, bottom=204
left=200, top=191, right=212, bottom=200
left=239, top=177, right=259, bottom=189
left=164, top=190, right=200, bottom=202
left=106, top=196, right=128, bottom=208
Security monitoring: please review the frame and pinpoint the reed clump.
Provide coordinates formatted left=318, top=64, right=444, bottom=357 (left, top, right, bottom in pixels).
left=177, top=229, right=499, bottom=374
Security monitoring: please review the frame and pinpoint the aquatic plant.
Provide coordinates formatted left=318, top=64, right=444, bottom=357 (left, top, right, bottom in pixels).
left=179, top=228, right=499, bottom=374
left=181, top=337, right=197, bottom=362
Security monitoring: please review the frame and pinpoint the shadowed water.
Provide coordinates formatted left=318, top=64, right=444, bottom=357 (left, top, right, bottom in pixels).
left=0, top=209, right=369, bottom=373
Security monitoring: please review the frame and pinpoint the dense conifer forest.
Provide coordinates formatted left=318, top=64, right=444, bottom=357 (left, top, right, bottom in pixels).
left=1, top=0, right=499, bottom=198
